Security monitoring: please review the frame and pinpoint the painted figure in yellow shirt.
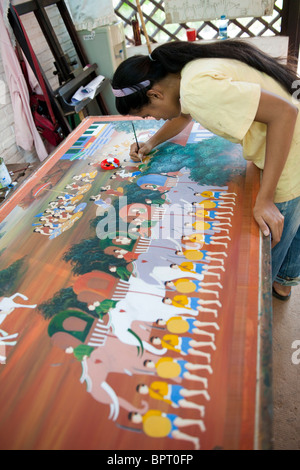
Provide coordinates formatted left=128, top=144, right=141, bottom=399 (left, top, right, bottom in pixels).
left=189, top=207, right=232, bottom=223
left=156, top=316, right=219, bottom=341
left=165, top=278, right=221, bottom=297
left=136, top=380, right=209, bottom=415
left=144, top=357, right=212, bottom=387
left=150, top=334, right=216, bottom=360
left=184, top=219, right=231, bottom=234
left=194, top=190, right=236, bottom=200
left=163, top=294, right=220, bottom=317
left=170, top=261, right=222, bottom=279
left=128, top=409, right=203, bottom=449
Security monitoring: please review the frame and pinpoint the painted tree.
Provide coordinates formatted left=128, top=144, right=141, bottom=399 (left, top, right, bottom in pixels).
left=0, top=257, right=26, bottom=296
left=63, top=236, right=131, bottom=277
left=114, top=118, right=245, bottom=186
left=38, top=287, right=91, bottom=320
left=143, top=137, right=245, bottom=186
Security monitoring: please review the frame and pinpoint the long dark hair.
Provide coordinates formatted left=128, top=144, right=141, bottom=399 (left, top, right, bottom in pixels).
left=112, top=39, right=299, bottom=115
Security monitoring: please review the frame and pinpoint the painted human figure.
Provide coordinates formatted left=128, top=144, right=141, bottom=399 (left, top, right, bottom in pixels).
left=136, top=381, right=209, bottom=416
left=176, top=248, right=227, bottom=266
left=136, top=173, right=178, bottom=192
left=157, top=316, right=219, bottom=341
left=100, top=185, right=124, bottom=197
left=144, top=357, right=212, bottom=383
left=180, top=233, right=230, bottom=248
left=178, top=245, right=227, bottom=265
left=184, top=220, right=231, bottom=234
left=104, top=246, right=139, bottom=262
left=150, top=334, right=216, bottom=359
left=72, top=170, right=97, bottom=182
left=43, top=221, right=62, bottom=230
left=149, top=263, right=222, bottom=288
left=165, top=279, right=220, bottom=298
left=33, top=226, right=54, bottom=236
left=114, top=168, right=141, bottom=178
left=170, top=262, right=222, bottom=279
left=128, top=409, right=203, bottom=450
left=40, top=211, right=72, bottom=224
left=194, top=190, right=236, bottom=200
left=57, top=194, right=83, bottom=206
left=192, top=200, right=234, bottom=211
left=45, top=204, right=76, bottom=216
left=163, top=295, right=220, bottom=318
left=189, top=208, right=232, bottom=223
left=65, top=182, right=81, bottom=191
left=90, top=194, right=112, bottom=211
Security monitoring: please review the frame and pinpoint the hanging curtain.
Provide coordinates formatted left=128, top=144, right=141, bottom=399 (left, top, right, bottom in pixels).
left=0, top=0, right=47, bottom=161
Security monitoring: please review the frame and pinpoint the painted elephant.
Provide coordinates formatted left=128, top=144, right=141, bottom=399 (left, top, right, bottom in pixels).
left=80, top=336, right=167, bottom=421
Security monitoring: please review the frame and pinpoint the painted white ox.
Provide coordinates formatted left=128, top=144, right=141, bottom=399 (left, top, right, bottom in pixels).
left=107, top=277, right=207, bottom=355
left=0, top=293, right=37, bottom=325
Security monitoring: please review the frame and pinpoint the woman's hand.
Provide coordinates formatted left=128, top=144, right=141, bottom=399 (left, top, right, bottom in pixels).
left=252, top=91, right=298, bottom=247
left=129, top=113, right=192, bottom=162
left=253, top=196, right=284, bottom=247
left=129, top=141, right=155, bottom=162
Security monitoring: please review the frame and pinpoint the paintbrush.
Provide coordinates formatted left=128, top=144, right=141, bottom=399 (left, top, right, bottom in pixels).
left=131, top=122, right=142, bottom=162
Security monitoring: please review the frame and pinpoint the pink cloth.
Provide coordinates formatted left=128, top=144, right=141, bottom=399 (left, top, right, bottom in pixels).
left=0, top=1, right=47, bottom=161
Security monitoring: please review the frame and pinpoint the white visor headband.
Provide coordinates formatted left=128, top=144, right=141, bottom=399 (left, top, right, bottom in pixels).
left=111, top=80, right=151, bottom=97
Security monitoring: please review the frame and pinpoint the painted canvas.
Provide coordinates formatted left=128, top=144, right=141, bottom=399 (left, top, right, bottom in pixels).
left=0, top=116, right=271, bottom=450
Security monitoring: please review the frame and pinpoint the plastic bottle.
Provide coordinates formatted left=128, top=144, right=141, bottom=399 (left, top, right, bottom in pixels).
left=218, top=15, right=228, bottom=40
left=0, top=158, right=12, bottom=189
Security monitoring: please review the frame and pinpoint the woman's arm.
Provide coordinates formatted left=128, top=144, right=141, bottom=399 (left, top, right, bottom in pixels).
left=253, top=89, right=298, bottom=246
left=129, top=113, right=192, bottom=161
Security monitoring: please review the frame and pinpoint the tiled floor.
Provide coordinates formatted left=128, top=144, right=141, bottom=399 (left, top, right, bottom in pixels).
left=273, top=283, right=300, bottom=449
